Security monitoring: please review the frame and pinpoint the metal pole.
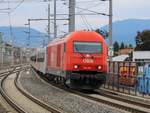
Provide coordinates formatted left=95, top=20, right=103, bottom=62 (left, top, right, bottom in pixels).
left=12, top=46, right=14, bottom=65
left=29, top=20, right=31, bottom=47
left=8, top=13, right=14, bottom=65
left=43, top=39, right=45, bottom=48
left=1, top=45, right=3, bottom=68
left=0, top=32, right=2, bottom=44
left=20, top=48, right=22, bottom=65
left=69, top=0, right=75, bottom=32
left=27, top=19, right=31, bottom=47
left=54, top=0, right=57, bottom=39
left=109, top=0, right=113, bottom=61
left=7, top=2, right=14, bottom=65
left=48, top=4, right=51, bottom=42
left=0, top=33, right=3, bottom=69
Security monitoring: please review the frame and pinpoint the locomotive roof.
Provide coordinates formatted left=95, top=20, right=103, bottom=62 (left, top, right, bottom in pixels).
left=47, top=31, right=104, bottom=46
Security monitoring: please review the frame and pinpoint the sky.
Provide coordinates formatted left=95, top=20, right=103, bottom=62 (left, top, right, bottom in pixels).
left=0, top=0, right=150, bottom=36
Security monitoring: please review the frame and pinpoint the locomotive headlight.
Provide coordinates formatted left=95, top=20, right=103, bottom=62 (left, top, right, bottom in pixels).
left=74, top=65, right=78, bottom=69
left=97, top=65, right=102, bottom=70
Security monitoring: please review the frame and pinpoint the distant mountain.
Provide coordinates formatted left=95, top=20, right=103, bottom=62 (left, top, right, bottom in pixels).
left=1, top=19, right=150, bottom=47
left=102, top=19, right=150, bottom=46
left=0, top=26, right=48, bottom=47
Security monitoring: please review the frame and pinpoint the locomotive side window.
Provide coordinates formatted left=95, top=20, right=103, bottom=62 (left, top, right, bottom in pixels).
left=74, top=42, right=102, bottom=54
left=64, top=43, right=66, bottom=52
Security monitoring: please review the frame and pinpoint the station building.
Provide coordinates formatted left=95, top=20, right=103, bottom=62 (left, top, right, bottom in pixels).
left=112, top=50, right=150, bottom=62
left=132, top=51, right=150, bottom=62
left=112, top=55, right=129, bottom=61
left=118, top=48, right=134, bottom=55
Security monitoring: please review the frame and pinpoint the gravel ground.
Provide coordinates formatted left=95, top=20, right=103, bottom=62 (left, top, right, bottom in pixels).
left=19, top=69, right=126, bottom=113
left=0, top=103, right=7, bottom=113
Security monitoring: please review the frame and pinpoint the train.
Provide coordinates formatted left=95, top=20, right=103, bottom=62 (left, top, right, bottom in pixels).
left=31, top=31, right=107, bottom=90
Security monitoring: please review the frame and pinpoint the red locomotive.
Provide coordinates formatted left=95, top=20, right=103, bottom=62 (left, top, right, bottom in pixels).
left=31, top=31, right=107, bottom=89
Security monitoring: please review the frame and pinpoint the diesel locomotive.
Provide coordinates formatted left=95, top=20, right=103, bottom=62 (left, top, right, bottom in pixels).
left=31, top=31, right=107, bottom=90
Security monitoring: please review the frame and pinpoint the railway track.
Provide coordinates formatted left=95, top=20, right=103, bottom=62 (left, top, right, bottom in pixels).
left=0, top=65, right=25, bottom=113
left=0, top=66, right=67, bottom=113
left=36, top=68, right=150, bottom=113
left=0, top=65, right=21, bottom=77
left=70, top=90, right=150, bottom=113
left=96, top=89, right=150, bottom=109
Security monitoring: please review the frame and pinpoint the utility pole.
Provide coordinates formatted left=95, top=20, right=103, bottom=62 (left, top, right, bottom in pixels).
left=54, top=0, right=57, bottom=39
left=109, top=0, right=113, bottom=61
left=43, top=39, right=45, bottom=48
left=48, top=4, right=51, bottom=42
left=0, top=32, right=3, bottom=44
left=20, top=48, right=22, bottom=65
left=69, top=0, right=75, bottom=32
left=8, top=12, right=14, bottom=65
left=0, top=32, right=4, bottom=68
left=27, top=19, right=31, bottom=47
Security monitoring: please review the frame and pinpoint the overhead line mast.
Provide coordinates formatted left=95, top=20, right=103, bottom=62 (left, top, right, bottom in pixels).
left=54, top=0, right=57, bottom=39
left=109, top=0, right=113, bottom=60
left=69, top=0, right=75, bottom=32
left=48, top=4, right=50, bottom=42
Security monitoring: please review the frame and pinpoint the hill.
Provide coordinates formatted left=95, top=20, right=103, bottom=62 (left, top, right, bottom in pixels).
left=0, top=26, right=48, bottom=47
left=1, top=19, right=150, bottom=47
left=102, top=19, right=150, bottom=46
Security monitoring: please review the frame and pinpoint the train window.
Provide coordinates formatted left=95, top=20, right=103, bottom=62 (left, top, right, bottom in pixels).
left=37, top=52, right=45, bottom=62
left=31, top=56, right=36, bottom=62
left=64, top=43, right=66, bottom=52
left=74, top=42, right=102, bottom=54
left=37, top=58, right=44, bottom=62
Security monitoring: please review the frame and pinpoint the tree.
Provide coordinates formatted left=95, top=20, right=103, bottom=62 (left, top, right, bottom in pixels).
left=113, top=41, right=119, bottom=56
left=135, top=31, right=142, bottom=46
left=129, top=44, right=133, bottom=48
left=135, top=30, right=150, bottom=51
left=125, top=45, right=128, bottom=48
left=120, top=42, right=125, bottom=49
left=113, top=41, right=119, bottom=52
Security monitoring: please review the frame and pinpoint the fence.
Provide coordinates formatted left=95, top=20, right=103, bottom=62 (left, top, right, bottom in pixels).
left=0, top=45, right=28, bottom=70
left=104, top=61, right=150, bottom=98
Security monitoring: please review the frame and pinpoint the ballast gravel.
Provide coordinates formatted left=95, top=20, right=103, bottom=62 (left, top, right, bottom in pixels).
left=0, top=103, right=7, bottom=113
left=19, top=69, right=126, bottom=113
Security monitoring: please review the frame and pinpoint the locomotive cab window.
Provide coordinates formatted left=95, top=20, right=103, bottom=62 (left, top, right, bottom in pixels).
left=74, top=42, right=102, bottom=54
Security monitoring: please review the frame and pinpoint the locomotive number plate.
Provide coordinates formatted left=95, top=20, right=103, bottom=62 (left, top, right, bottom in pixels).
left=83, top=59, right=94, bottom=63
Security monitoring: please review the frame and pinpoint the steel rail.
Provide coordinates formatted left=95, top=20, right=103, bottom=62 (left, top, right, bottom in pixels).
left=69, top=90, right=149, bottom=113
left=0, top=65, right=22, bottom=76
left=15, top=71, right=67, bottom=113
left=0, top=72, right=10, bottom=77
left=0, top=65, right=22, bottom=77
left=0, top=66, right=27, bottom=113
left=34, top=67, right=149, bottom=113
left=0, top=65, right=67, bottom=113
left=96, top=89, right=150, bottom=109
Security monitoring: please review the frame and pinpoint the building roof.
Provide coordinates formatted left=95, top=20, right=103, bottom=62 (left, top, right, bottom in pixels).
left=112, top=55, right=129, bottom=61
left=133, top=51, right=150, bottom=60
left=118, top=48, right=133, bottom=55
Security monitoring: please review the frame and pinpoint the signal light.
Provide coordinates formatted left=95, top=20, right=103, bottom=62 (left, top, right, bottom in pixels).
left=74, top=65, right=78, bottom=69
left=98, top=66, right=102, bottom=70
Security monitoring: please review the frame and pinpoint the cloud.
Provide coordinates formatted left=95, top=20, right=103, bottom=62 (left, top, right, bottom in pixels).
left=0, top=0, right=150, bottom=35
left=113, top=0, right=150, bottom=20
